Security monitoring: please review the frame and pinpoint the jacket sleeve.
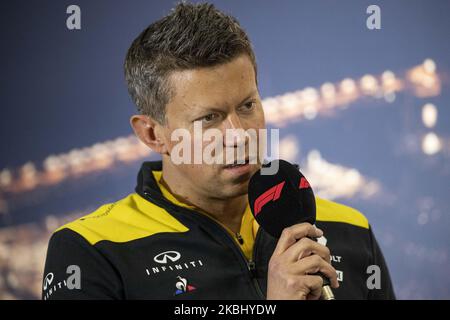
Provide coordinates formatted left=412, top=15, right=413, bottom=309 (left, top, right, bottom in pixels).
left=367, top=226, right=396, bottom=300
left=42, top=228, right=124, bottom=300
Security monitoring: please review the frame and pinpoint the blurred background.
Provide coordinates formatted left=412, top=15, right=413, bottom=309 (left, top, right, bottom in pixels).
left=0, top=0, right=449, bottom=299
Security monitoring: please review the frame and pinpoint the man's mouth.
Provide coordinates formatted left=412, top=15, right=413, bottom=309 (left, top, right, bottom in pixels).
left=223, top=158, right=250, bottom=169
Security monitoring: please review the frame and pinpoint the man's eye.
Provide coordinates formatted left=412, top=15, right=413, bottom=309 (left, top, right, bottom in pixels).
left=201, top=113, right=218, bottom=123
left=241, top=101, right=256, bottom=111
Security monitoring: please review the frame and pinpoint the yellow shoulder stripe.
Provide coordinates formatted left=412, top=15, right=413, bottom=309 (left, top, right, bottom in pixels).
left=56, top=193, right=189, bottom=245
left=315, top=196, right=369, bottom=229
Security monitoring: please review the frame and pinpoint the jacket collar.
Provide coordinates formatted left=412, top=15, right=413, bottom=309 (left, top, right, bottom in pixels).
left=135, top=161, right=164, bottom=199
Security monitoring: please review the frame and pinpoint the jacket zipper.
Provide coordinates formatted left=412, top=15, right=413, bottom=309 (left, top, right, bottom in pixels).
left=184, top=207, right=265, bottom=299
left=142, top=190, right=266, bottom=299
left=235, top=232, right=244, bottom=245
left=250, top=227, right=266, bottom=299
left=200, top=216, right=266, bottom=299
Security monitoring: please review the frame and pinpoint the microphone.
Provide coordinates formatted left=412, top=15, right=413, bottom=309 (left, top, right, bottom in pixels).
left=248, top=159, right=335, bottom=300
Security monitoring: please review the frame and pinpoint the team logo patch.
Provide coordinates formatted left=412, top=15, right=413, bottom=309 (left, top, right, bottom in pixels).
left=174, top=276, right=196, bottom=295
left=154, top=251, right=181, bottom=264
left=43, top=272, right=54, bottom=290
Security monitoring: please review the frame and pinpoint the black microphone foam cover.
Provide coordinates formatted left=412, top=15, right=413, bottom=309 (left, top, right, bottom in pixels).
left=248, top=159, right=316, bottom=238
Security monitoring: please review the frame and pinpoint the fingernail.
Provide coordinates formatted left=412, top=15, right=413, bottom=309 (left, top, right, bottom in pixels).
left=316, top=228, right=323, bottom=236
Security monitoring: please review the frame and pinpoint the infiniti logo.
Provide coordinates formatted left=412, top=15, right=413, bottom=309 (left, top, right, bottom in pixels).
left=147, top=252, right=205, bottom=276
left=154, top=251, right=181, bottom=264
left=43, top=272, right=54, bottom=290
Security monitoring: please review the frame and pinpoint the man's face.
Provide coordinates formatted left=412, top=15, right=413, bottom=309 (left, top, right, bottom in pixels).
left=161, top=54, right=266, bottom=200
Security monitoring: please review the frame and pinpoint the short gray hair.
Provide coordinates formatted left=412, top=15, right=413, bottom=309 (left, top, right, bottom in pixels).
left=124, top=2, right=257, bottom=123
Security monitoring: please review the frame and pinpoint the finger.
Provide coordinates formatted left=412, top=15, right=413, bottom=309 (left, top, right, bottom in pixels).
left=290, top=254, right=340, bottom=289
left=283, top=237, right=331, bottom=263
left=272, top=223, right=323, bottom=257
left=300, top=275, right=323, bottom=300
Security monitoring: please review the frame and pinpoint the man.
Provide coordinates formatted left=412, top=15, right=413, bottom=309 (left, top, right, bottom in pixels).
left=42, top=2, right=395, bottom=300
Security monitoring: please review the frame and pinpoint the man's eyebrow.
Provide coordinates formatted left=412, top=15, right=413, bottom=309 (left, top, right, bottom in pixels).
left=190, top=90, right=258, bottom=116
left=236, top=89, right=258, bottom=107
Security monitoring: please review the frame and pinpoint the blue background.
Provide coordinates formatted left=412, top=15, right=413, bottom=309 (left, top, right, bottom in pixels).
left=1, top=0, right=449, bottom=299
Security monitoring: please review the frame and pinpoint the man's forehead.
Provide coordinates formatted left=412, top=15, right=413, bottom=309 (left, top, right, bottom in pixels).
left=170, top=56, right=254, bottom=88
left=167, top=57, right=257, bottom=113
left=175, top=88, right=257, bottom=115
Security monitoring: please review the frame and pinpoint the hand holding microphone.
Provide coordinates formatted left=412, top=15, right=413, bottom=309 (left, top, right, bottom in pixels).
left=248, top=159, right=339, bottom=300
left=265, top=222, right=339, bottom=300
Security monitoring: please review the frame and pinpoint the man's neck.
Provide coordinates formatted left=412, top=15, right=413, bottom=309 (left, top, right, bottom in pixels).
left=160, top=161, right=247, bottom=234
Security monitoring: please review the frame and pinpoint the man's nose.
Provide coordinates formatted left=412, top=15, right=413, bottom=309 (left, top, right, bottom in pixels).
left=223, top=114, right=247, bottom=148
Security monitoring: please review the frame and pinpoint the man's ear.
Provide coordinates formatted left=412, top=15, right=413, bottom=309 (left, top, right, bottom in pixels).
left=130, top=115, right=169, bottom=155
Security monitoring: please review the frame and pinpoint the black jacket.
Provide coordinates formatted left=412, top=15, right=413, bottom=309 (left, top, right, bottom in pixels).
left=42, top=161, right=395, bottom=300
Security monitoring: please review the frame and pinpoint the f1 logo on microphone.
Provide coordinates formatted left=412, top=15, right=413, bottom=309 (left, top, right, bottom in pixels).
left=253, top=177, right=312, bottom=215
left=254, top=181, right=285, bottom=216
left=299, top=177, right=310, bottom=189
